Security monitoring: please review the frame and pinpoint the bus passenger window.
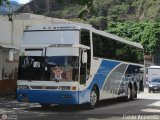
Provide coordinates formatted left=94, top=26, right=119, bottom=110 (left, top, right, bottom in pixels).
left=80, top=30, right=90, bottom=47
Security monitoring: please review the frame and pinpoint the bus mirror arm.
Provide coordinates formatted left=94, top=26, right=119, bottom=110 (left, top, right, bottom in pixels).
left=82, top=50, right=87, bottom=64
left=9, top=49, right=14, bottom=61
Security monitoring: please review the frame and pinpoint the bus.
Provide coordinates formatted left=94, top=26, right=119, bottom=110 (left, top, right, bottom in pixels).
left=17, top=23, right=144, bottom=109
left=147, top=66, right=160, bottom=93
left=147, top=66, right=160, bottom=82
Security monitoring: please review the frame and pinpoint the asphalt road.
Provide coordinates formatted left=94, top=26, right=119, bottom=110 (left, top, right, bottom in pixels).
left=0, top=88, right=160, bottom=120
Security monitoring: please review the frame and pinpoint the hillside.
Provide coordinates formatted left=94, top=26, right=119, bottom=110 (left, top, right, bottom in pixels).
left=17, top=0, right=81, bottom=19
left=0, top=1, right=22, bottom=14
left=17, top=0, right=160, bottom=22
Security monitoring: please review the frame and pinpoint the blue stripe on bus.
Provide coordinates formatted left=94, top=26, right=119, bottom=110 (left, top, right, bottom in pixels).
left=78, top=60, right=120, bottom=104
left=91, top=60, right=120, bottom=90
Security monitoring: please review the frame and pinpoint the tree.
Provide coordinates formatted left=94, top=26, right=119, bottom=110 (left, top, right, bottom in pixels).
left=74, top=0, right=94, bottom=19
left=0, top=0, right=10, bottom=5
left=50, top=0, right=94, bottom=19
left=107, top=22, right=160, bottom=55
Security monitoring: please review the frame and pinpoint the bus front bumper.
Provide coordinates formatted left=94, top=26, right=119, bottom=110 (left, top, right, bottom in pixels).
left=17, top=90, right=79, bottom=105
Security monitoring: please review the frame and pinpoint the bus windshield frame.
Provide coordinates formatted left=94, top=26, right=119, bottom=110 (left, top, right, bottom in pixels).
left=18, top=56, right=79, bottom=82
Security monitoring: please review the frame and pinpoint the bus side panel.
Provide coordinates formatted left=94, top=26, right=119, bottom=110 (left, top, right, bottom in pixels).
left=78, top=60, right=120, bottom=104
left=78, top=60, right=144, bottom=104
left=100, top=63, right=128, bottom=99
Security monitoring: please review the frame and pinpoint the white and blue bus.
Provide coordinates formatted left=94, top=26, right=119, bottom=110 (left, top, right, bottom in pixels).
left=17, top=23, right=144, bottom=109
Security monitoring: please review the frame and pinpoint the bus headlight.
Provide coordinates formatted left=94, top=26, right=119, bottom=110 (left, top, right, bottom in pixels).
left=18, top=85, right=29, bottom=90
left=70, top=86, right=77, bottom=90
left=59, top=86, right=77, bottom=91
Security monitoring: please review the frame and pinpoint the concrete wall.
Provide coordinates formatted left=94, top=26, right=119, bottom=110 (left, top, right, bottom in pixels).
left=0, top=21, right=12, bottom=45
left=0, top=50, right=2, bottom=80
left=2, top=50, right=18, bottom=79
left=0, top=79, right=17, bottom=95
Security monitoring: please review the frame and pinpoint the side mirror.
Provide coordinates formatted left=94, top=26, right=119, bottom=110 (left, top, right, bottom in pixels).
left=9, top=49, right=14, bottom=61
left=82, top=50, right=87, bottom=64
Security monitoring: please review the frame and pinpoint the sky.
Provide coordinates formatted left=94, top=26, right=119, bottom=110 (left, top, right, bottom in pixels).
left=11, top=0, right=31, bottom=4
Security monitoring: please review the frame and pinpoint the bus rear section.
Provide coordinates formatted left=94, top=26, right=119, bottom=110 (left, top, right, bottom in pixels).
left=147, top=66, right=160, bottom=82
left=147, top=66, right=160, bottom=93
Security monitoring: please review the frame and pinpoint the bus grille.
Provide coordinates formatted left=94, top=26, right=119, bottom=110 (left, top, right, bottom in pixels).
left=30, top=86, right=59, bottom=90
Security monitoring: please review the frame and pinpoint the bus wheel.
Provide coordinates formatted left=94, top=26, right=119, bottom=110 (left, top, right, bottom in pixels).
left=89, top=87, right=98, bottom=109
left=133, top=86, right=137, bottom=99
left=124, top=85, right=132, bottom=102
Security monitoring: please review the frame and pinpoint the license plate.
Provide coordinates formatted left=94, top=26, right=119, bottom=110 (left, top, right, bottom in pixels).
left=22, top=97, right=28, bottom=102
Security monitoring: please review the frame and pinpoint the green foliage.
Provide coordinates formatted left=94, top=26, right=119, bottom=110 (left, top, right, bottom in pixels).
left=88, top=16, right=108, bottom=30
left=74, top=0, right=93, bottom=7
left=6, top=0, right=10, bottom=4
left=107, top=22, right=160, bottom=55
left=0, top=0, right=2, bottom=5
left=0, top=0, right=10, bottom=5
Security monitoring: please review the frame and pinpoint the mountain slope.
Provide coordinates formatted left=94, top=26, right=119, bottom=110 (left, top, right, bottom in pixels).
left=0, top=1, right=22, bottom=14
left=17, top=0, right=82, bottom=18
left=16, top=0, right=160, bottom=22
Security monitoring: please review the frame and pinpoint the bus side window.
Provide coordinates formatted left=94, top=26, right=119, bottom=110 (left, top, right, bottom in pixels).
left=80, top=30, right=91, bottom=84
left=80, top=30, right=90, bottom=47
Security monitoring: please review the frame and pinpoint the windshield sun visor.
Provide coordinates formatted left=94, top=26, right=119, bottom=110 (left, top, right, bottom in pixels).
left=46, top=48, right=79, bottom=56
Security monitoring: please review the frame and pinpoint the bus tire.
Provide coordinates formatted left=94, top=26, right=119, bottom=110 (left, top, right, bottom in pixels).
left=124, top=85, right=132, bottom=102
left=133, top=84, right=137, bottom=99
left=134, top=89, right=137, bottom=99
left=89, top=87, right=98, bottom=109
left=134, top=87, right=137, bottom=98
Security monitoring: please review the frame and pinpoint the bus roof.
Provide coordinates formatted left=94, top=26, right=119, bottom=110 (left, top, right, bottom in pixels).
left=148, top=66, right=160, bottom=69
left=25, top=23, right=143, bottom=49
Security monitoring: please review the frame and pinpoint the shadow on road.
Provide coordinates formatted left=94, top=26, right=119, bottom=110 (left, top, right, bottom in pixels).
left=18, top=98, right=160, bottom=120
left=27, top=98, right=123, bottom=112
left=1, top=98, right=160, bottom=120
left=27, top=98, right=160, bottom=113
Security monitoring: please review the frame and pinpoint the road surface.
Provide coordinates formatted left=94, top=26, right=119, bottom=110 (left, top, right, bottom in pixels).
left=0, top=88, right=160, bottom=120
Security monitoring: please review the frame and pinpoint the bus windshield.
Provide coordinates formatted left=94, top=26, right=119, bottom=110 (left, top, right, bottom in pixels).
left=18, top=56, right=79, bottom=82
